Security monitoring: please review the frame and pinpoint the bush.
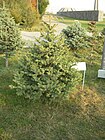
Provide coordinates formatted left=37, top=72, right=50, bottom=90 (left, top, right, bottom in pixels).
left=62, top=21, right=89, bottom=50
left=13, top=22, right=81, bottom=101
left=86, top=21, right=104, bottom=64
left=102, top=27, right=105, bottom=35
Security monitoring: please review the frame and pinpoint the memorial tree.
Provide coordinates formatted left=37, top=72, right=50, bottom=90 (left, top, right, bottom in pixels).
left=0, top=4, right=22, bottom=67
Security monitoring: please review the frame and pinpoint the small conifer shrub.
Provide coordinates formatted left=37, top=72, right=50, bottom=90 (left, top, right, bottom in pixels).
left=13, top=22, right=81, bottom=101
left=62, top=22, right=88, bottom=50
left=0, top=4, right=22, bottom=67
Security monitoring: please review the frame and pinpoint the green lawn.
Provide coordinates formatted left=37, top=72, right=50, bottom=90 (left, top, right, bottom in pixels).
left=57, top=16, right=105, bottom=31
left=0, top=46, right=105, bottom=140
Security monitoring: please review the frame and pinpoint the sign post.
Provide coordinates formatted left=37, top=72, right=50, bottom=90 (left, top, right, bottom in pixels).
left=72, top=62, right=86, bottom=90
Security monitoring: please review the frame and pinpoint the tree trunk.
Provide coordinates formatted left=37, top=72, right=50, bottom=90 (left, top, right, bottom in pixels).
left=5, top=52, right=8, bottom=68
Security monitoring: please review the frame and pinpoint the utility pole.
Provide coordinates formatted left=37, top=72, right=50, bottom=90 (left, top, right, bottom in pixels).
left=98, top=36, right=105, bottom=78
left=94, top=0, right=99, bottom=10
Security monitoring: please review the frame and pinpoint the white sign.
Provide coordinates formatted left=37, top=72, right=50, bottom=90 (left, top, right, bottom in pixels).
left=72, top=62, right=86, bottom=71
left=98, top=69, right=105, bottom=78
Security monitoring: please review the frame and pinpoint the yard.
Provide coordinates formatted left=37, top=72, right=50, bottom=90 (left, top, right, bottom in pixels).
left=0, top=11, right=105, bottom=139
left=0, top=45, right=105, bottom=140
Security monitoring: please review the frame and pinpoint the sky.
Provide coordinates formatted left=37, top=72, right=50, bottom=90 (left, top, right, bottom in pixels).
left=46, top=0, right=105, bottom=13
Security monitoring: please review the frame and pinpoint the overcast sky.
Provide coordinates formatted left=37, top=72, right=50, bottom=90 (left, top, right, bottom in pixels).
left=47, top=0, right=105, bottom=13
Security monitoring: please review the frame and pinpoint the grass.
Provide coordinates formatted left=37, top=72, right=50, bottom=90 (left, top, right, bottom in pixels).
left=0, top=27, right=105, bottom=140
left=1, top=93, right=104, bottom=140
left=56, top=16, right=105, bottom=31
left=0, top=47, right=105, bottom=140
left=19, top=21, right=45, bottom=32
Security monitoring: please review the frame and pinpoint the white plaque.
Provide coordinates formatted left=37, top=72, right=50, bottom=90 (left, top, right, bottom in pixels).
left=72, top=62, right=86, bottom=71
left=98, top=69, right=105, bottom=78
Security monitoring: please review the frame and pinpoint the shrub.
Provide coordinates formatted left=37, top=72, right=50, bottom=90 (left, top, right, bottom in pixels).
left=87, top=21, right=104, bottom=64
left=102, top=27, right=105, bottom=35
left=62, top=21, right=89, bottom=50
left=13, top=22, right=81, bottom=101
left=0, top=4, right=22, bottom=67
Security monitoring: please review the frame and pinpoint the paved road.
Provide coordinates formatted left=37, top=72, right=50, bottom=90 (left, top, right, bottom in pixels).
left=21, top=20, right=67, bottom=42
left=21, top=31, right=40, bottom=41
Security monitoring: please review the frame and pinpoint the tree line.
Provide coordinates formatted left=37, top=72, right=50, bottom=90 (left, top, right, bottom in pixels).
left=0, top=0, right=49, bottom=27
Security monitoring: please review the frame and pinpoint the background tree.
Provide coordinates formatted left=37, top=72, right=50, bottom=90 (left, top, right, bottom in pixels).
left=38, top=0, right=49, bottom=16
left=0, top=0, right=49, bottom=27
left=0, top=0, right=38, bottom=27
left=0, top=4, right=22, bottom=67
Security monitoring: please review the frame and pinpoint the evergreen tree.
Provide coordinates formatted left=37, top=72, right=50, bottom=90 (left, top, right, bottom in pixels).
left=38, top=0, right=49, bottom=16
left=13, top=22, right=81, bottom=101
left=62, top=21, right=88, bottom=50
left=0, top=4, right=22, bottom=67
left=87, top=21, right=104, bottom=64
